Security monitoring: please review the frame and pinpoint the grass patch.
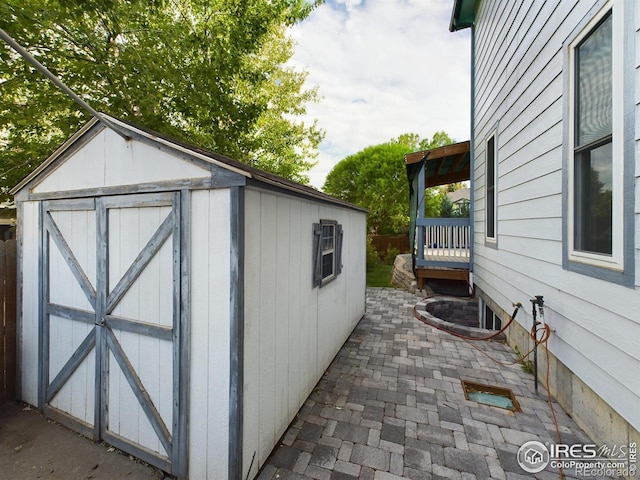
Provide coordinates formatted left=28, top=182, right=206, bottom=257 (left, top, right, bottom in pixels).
left=366, top=263, right=394, bottom=287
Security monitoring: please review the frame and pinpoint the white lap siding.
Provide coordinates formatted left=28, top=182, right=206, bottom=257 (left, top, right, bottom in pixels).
left=473, top=0, right=640, bottom=435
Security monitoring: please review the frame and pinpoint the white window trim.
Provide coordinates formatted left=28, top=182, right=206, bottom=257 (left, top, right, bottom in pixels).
left=485, top=132, right=498, bottom=244
left=321, top=222, right=337, bottom=284
left=567, top=1, right=624, bottom=271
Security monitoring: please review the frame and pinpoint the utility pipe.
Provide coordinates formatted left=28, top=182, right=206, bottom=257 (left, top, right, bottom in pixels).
left=0, top=28, right=130, bottom=141
left=530, top=295, right=544, bottom=395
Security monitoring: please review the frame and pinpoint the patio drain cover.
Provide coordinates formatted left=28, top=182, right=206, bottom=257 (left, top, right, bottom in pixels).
left=461, top=380, right=520, bottom=412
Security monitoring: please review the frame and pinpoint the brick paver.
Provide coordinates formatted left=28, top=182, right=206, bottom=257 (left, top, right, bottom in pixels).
left=259, top=288, right=608, bottom=479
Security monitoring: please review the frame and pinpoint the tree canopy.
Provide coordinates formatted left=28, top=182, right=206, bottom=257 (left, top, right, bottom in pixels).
left=0, top=0, right=323, bottom=204
left=323, top=131, right=454, bottom=234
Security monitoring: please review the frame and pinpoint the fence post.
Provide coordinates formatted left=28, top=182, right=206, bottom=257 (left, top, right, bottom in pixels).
left=0, top=240, right=17, bottom=403
left=0, top=240, right=5, bottom=402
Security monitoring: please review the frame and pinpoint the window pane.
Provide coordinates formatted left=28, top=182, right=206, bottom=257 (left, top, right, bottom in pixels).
left=576, top=14, right=612, bottom=146
left=574, top=142, right=612, bottom=255
left=322, top=252, right=334, bottom=279
left=322, top=224, right=334, bottom=251
left=486, top=136, right=495, bottom=238
left=485, top=305, right=493, bottom=330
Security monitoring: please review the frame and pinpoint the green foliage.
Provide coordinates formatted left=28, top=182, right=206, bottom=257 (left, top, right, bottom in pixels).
left=513, top=345, right=534, bottom=374
left=0, top=0, right=323, bottom=203
left=366, top=236, right=380, bottom=270
left=440, top=195, right=453, bottom=218
left=434, top=185, right=470, bottom=218
left=383, top=245, right=400, bottom=265
left=455, top=200, right=470, bottom=218
left=366, top=263, right=394, bottom=288
left=323, top=131, right=454, bottom=234
left=424, top=187, right=445, bottom=217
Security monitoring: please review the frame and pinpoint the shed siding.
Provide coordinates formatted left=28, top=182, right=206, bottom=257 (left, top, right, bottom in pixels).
left=188, top=189, right=232, bottom=479
left=18, top=201, right=40, bottom=406
left=47, top=208, right=97, bottom=426
left=106, top=204, right=175, bottom=456
left=473, top=0, right=640, bottom=433
left=242, top=188, right=366, bottom=479
left=31, top=128, right=210, bottom=195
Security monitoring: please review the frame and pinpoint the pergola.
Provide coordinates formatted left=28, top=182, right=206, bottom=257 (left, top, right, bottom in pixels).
left=405, top=140, right=472, bottom=289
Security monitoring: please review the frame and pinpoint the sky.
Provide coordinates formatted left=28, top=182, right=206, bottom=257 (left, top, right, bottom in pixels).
left=287, top=0, right=472, bottom=190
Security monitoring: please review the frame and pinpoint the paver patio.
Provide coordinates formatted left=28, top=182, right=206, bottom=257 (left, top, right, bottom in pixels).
left=259, top=288, right=608, bottom=480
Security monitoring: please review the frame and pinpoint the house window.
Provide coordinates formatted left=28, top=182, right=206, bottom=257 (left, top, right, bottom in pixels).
left=573, top=11, right=612, bottom=256
left=313, top=221, right=343, bottom=287
left=566, top=2, right=628, bottom=276
left=486, top=134, right=497, bottom=243
left=479, top=299, right=501, bottom=331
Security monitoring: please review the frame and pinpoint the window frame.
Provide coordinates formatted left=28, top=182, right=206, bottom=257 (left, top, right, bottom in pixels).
left=312, top=220, right=344, bottom=288
left=562, top=0, right=634, bottom=286
left=567, top=4, right=621, bottom=270
left=479, top=298, right=502, bottom=331
left=485, top=132, right=498, bottom=246
left=321, top=221, right=337, bottom=283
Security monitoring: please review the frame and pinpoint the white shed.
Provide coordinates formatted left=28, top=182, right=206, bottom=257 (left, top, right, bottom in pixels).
left=11, top=115, right=367, bottom=479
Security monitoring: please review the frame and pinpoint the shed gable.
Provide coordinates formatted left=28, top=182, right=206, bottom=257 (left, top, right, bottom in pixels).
left=30, top=127, right=212, bottom=196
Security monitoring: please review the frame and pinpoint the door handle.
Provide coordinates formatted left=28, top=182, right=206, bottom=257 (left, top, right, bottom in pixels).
left=95, top=316, right=105, bottom=327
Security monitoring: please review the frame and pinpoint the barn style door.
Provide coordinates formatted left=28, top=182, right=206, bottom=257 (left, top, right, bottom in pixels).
left=40, top=192, right=187, bottom=476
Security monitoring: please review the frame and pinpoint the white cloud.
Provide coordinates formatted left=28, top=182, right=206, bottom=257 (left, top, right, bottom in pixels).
left=288, top=0, right=471, bottom=189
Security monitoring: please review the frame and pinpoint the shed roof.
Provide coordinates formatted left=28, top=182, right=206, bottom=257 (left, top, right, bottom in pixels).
left=11, top=115, right=366, bottom=213
left=404, top=140, right=470, bottom=188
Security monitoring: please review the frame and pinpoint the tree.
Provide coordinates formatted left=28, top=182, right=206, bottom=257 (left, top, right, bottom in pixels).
left=440, top=194, right=453, bottom=219
left=323, top=131, right=454, bottom=234
left=0, top=0, right=323, bottom=204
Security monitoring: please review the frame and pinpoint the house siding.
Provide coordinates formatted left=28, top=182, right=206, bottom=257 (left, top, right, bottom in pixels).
left=473, top=0, right=640, bottom=441
left=635, top=0, right=640, bottom=287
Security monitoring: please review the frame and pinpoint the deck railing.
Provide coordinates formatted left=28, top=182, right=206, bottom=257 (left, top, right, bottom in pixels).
left=415, top=217, right=470, bottom=269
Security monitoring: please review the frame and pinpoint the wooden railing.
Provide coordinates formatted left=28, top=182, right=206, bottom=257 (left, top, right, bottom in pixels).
left=416, top=218, right=470, bottom=269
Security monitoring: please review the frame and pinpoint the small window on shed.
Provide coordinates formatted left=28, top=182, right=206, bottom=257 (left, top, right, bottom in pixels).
left=313, top=220, right=343, bottom=287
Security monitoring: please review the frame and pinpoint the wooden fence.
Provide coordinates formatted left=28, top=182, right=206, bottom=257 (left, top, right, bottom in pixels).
left=0, top=240, right=17, bottom=403
left=369, top=234, right=410, bottom=255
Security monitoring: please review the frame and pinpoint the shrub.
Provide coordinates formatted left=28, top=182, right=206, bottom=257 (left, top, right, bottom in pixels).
left=384, top=245, right=401, bottom=265
left=366, top=236, right=380, bottom=270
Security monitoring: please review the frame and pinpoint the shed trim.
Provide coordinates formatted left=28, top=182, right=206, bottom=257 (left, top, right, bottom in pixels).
left=229, top=186, right=244, bottom=479
left=176, top=189, right=190, bottom=479
left=245, top=178, right=367, bottom=214
left=11, top=114, right=365, bottom=214
left=28, top=178, right=214, bottom=202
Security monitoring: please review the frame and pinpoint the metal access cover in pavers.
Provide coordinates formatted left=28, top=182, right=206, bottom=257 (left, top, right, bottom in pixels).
left=461, top=380, right=521, bottom=412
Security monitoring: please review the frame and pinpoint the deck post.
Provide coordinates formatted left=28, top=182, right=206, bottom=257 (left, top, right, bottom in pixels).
left=416, top=162, right=425, bottom=270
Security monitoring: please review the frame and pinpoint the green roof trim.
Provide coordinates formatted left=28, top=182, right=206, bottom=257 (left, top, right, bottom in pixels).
left=450, top=0, right=477, bottom=31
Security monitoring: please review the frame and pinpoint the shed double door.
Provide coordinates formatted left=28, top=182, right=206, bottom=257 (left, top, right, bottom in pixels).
left=40, top=192, right=187, bottom=476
